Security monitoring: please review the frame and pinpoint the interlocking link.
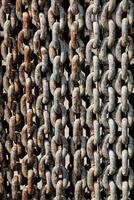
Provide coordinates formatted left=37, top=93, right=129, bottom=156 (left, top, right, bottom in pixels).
left=0, top=0, right=134, bottom=199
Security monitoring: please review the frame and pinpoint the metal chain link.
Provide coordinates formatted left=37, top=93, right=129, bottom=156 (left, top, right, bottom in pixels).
left=0, top=0, right=134, bottom=199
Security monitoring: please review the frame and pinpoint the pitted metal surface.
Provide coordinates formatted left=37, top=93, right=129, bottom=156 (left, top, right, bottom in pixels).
left=0, top=0, right=134, bottom=199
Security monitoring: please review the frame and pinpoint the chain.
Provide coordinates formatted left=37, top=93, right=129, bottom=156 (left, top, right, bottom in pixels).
left=0, top=0, right=134, bottom=199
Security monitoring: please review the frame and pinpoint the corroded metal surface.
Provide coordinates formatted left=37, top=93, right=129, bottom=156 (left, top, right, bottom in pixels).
left=0, top=0, right=134, bottom=199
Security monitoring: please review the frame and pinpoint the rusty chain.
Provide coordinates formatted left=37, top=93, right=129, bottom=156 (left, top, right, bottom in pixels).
left=0, top=0, right=134, bottom=199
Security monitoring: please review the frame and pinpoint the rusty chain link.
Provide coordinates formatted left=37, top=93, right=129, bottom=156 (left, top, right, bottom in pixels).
left=0, top=0, right=134, bottom=199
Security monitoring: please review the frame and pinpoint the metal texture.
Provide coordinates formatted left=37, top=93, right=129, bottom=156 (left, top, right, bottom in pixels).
left=0, top=0, right=134, bottom=199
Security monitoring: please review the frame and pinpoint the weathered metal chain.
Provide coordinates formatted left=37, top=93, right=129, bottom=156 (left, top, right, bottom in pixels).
left=0, top=0, right=134, bottom=199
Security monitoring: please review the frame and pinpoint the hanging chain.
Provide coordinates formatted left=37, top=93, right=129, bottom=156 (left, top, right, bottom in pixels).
left=0, top=0, right=134, bottom=199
